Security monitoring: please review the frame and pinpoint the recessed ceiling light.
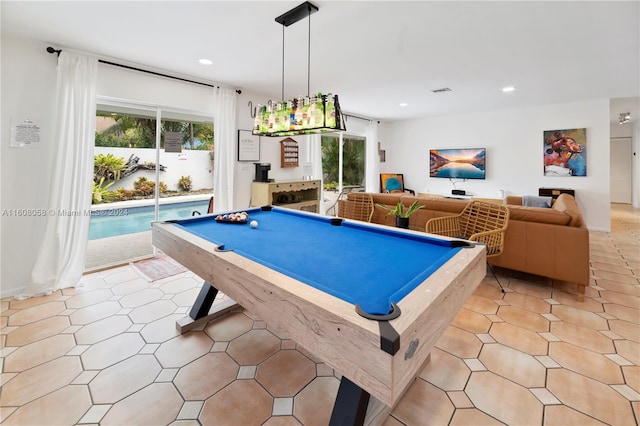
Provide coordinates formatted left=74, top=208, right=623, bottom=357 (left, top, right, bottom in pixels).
left=199, top=58, right=213, bottom=65
left=399, top=103, right=408, bottom=107
left=502, top=86, right=516, bottom=92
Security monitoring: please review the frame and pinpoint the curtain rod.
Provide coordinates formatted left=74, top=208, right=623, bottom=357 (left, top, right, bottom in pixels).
left=46, top=47, right=241, bottom=94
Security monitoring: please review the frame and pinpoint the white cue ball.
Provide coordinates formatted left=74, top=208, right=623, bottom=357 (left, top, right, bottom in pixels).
left=250, top=220, right=258, bottom=228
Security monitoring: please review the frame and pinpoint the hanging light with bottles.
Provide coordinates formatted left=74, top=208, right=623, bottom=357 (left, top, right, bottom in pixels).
left=252, top=2, right=346, bottom=137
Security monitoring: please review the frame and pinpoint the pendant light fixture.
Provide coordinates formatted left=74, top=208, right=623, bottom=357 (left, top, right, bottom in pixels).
left=252, top=1, right=346, bottom=137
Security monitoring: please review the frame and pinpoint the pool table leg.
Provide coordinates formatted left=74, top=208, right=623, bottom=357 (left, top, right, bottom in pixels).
left=189, top=282, right=218, bottom=320
left=330, top=376, right=371, bottom=426
left=176, top=282, right=239, bottom=333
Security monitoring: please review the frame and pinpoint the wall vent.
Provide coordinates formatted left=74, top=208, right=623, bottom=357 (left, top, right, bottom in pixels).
left=431, top=88, right=452, bottom=93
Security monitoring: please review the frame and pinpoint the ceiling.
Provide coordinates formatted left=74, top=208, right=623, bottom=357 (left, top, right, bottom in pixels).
left=2, top=1, right=639, bottom=125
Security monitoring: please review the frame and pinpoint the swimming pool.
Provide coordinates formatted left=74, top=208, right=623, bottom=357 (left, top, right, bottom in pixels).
left=89, top=200, right=210, bottom=240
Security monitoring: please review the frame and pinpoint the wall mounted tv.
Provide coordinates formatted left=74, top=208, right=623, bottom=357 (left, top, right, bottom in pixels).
left=429, top=148, right=486, bottom=179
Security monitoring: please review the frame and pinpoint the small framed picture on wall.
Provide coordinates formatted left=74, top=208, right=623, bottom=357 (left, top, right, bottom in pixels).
left=543, top=128, right=587, bottom=176
left=237, top=130, right=260, bottom=162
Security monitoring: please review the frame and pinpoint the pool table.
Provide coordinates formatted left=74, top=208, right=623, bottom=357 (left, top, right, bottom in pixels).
left=152, top=206, right=486, bottom=425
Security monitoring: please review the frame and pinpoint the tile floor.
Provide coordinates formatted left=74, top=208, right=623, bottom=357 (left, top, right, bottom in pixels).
left=1, top=204, right=638, bottom=425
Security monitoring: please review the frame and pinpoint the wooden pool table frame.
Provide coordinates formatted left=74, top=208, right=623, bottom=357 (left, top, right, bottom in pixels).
left=152, top=213, right=486, bottom=425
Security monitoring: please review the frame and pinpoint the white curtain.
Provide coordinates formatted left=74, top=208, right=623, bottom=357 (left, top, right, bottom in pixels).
left=212, top=87, right=237, bottom=213
left=22, top=52, right=98, bottom=298
left=308, top=134, right=325, bottom=214
left=365, top=120, right=380, bottom=193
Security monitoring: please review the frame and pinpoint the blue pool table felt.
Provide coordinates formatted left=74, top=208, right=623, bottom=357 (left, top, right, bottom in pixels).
left=174, top=207, right=462, bottom=316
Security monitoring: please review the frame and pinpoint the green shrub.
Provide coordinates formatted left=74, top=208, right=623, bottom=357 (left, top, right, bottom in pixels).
left=94, top=153, right=126, bottom=181
left=324, top=181, right=338, bottom=191
left=110, top=187, right=136, bottom=201
left=92, top=177, right=114, bottom=204
left=178, top=176, right=193, bottom=192
left=133, top=177, right=167, bottom=196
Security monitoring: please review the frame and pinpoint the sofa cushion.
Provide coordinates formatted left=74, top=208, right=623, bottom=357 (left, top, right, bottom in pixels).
left=522, top=195, right=553, bottom=208
left=507, top=205, right=571, bottom=225
left=399, top=195, right=467, bottom=213
left=507, top=195, right=556, bottom=207
left=506, top=196, right=523, bottom=206
left=367, top=192, right=404, bottom=205
left=551, top=194, right=584, bottom=227
left=366, top=193, right=467, bottom=213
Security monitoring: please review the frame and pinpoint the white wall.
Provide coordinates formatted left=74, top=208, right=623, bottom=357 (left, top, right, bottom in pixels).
left=96, top=61, right=215, bottom=113
left=0, top=34, right=618, bottom=297
left=379, top=99, right=611, bottom=231
left=0, top=35, right=314, bottom=296
left=1, top=37, right=58, bottom=298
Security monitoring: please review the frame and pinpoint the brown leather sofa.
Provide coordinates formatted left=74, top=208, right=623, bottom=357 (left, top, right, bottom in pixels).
left=343, top=192, right=589, bottom=298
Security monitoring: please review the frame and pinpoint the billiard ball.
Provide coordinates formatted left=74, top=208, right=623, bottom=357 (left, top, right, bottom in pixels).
left=250, top=220, right=258, bottom=228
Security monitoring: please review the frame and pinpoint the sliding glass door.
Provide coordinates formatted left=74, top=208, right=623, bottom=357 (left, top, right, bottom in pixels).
left=86, top=101, right=213, bottom=271
left=321, top=132, right=366, bottom=215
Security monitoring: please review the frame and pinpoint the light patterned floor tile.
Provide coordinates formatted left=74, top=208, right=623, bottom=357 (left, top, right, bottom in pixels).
left=530, top=387, right=561, bottom=405
left=0, top=356, right=83, bottom=406
left=463, top=358, right=487, bottom=372
left=548, top=341, right=624, bottom=384
left=100, top=383, right=183, bottom=426
left=176, top=401, right=204, bottom=420
left=465, top=371, right=543, bottom=425
left=0, top=204, right=637, bottom=426
left=273, top=397, right=294, bottom=416
left=293, top=377, right=339, bottom=426
left=3, top=334, right=74, bottom=372
left=535, top=355, right=561, bottom=368
left=72, top=370, right=99, bottom=385
left=547, top=369, right=636, bottom=425
left=200, top=380, right=272, bottom=426
left=543, top=405, right=608, bottom=425
left=2, top=385, right=92, bottom=425
left=391, top=379, right=455, bottom=425
left=605, top=353, right=635, bottom=366
left=611, top=384, right=640, bottom=401
left=78, top=404, right=112, bottom=424
left=447, top=390, right=474, bottom=408
left=89, top=354, right=161, bottom=404
left=173, top=353, right=238, bottom=400
left=256, top=350, right=316, bottom=397
left=155, top=368, right=179, bottom=382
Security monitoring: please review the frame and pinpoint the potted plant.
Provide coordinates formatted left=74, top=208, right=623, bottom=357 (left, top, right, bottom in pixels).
left=377, top=200, right=424, bottom=229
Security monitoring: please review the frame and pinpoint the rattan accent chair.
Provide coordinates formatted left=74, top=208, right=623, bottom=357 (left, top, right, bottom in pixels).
left=425, top=200, right=510, bottom=292
left=192, top=196, right=215, bottom=216
left=337, top=192, right=374, bottom=222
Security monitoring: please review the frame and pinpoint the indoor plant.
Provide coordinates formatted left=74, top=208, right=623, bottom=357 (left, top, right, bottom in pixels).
left=377, top=200, right=424, bottom=229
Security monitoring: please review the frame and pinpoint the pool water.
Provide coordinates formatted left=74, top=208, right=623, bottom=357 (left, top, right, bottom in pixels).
left=89, top=200, right=209, bottom=240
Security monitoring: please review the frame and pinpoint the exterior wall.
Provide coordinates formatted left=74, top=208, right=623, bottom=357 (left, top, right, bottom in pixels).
left=94, top=147, right=213, bottom=192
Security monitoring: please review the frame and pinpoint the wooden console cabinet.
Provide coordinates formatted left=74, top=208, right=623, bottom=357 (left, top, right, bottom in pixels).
left=539, top=188, right=575, bottom=199
left=251, top=180, right=321, bottom=213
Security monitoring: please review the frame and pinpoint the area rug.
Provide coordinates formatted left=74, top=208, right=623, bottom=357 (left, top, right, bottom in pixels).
left=132, top=255, right=188, bottom=281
